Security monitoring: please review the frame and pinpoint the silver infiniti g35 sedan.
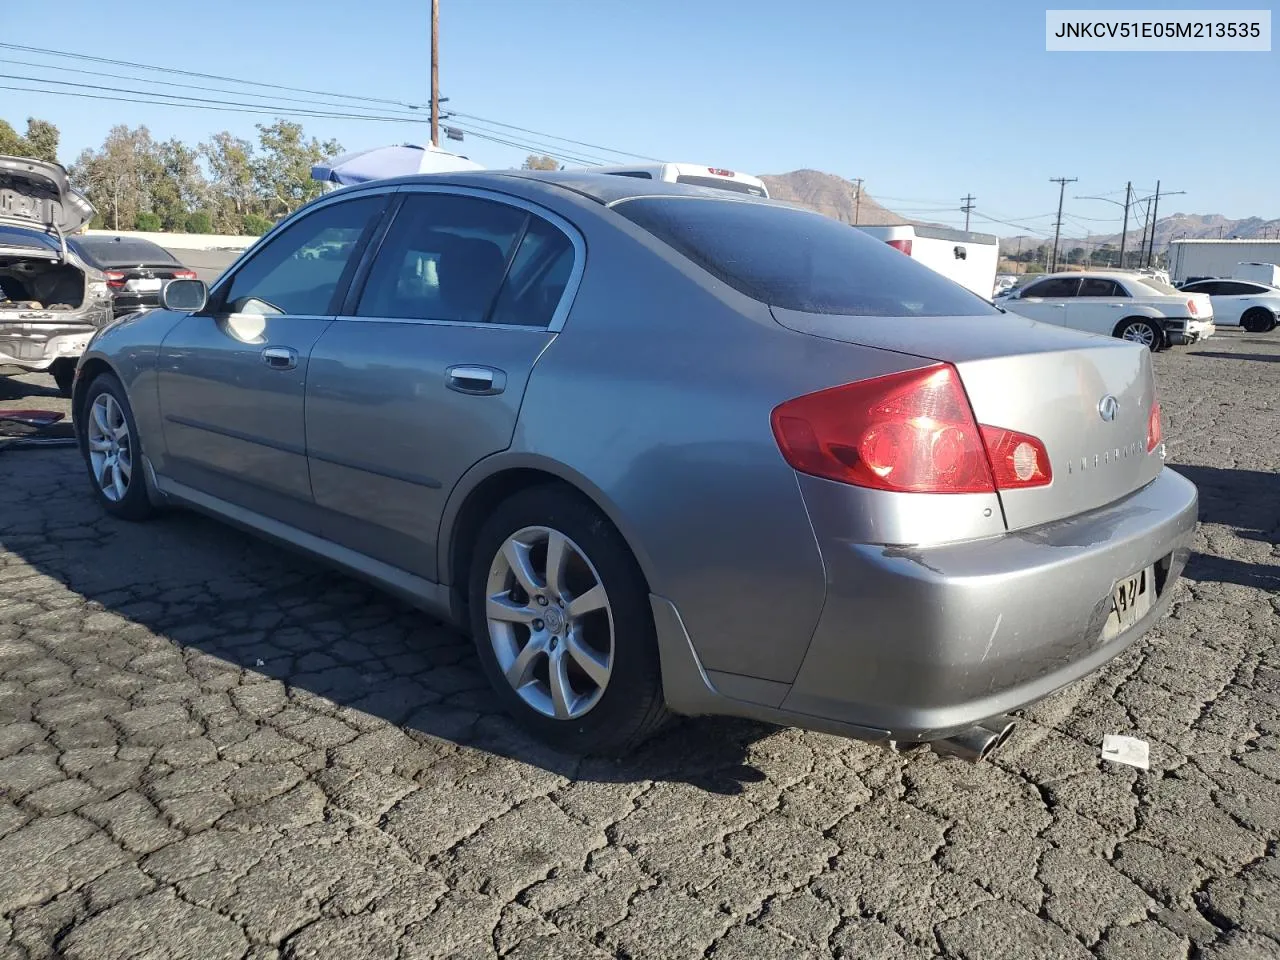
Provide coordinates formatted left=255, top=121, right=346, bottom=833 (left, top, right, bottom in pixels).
left=71, top=171, right=1198, bottom=760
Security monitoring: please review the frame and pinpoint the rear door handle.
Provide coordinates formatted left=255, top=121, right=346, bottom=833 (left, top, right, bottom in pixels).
left=446, top=364, right=506, bottom=396
left=261, top=346, right=298, bottom=370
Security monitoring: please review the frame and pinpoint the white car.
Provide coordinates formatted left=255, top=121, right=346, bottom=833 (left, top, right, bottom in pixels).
left=998, top=271, right=1215, bottom=350
left=1177, top=278, right=1279, bottom=332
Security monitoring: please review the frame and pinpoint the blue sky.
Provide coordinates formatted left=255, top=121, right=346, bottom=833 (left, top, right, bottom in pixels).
left=2, top=0, right=1276, bottom=236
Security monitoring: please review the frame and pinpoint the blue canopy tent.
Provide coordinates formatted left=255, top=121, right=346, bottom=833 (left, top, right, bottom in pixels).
left=310, top=143, right=483, bottom=187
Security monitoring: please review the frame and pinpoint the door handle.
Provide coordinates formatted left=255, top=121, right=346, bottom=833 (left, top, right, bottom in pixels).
left=446, top=364, right=506, bottom=396
left=261, top=346, right=298, bottom=370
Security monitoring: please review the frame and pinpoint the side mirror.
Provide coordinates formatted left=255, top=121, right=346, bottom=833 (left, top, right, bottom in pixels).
left=161, top=278, right=208, bottom=313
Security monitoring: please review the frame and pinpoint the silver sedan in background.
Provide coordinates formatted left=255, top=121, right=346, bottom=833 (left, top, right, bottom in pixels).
left=72, top=172, right=1198, bottom=760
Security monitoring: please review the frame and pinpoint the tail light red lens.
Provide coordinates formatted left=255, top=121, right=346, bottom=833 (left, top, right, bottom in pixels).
left=771, top=364, right=1053, bottom=494
left=1187, top=299, right=1198, bottom=316
left=1147, top=401, right=1162, bottom=452
left=103, top=270, right=125, bottom=288
left=172, top=269, right=197, bottom=279
left=886, top=238, right=913, bottom=256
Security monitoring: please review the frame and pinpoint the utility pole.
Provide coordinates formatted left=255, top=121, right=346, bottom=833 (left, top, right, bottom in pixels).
left=430, top=0, right=440, bottom=147
left=1118, top=181, right=1131, bottom=270
left=1049, top=177, right=1077, bottom=273
left=1144, top=180, right=1161, bottom=268
left=853, top=178, right=864, bottom=225
left=961, top=194, right=975, bottom=232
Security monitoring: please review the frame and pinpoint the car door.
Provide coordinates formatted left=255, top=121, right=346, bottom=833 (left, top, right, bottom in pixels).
left=304, top=187, right=582, bottom=580
left=1009, top=276, right=1078, bottom=324
left=1218, top=281, right=1262, bottom=325
left=1066, top=276, right=1129, bottom=335
left=156, top=193, right=388, bottom=531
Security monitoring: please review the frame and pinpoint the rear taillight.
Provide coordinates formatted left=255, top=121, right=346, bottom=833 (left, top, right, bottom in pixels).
left=1187, top=299, right=1198, bottom=316
left=1147, top=401, right=1162, bottom=452
left=770, top=364, right=1052, bottom=494
left=886, top=238, right=913, bottom=256
left=172, top=269, right=197, bottom=279
left=104, top=270, right=125, bottom=288
left=707, top=167, right=734, bottom=177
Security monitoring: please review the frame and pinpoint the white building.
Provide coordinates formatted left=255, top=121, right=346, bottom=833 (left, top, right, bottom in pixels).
left=1167, top=238, right=1280, bottom=283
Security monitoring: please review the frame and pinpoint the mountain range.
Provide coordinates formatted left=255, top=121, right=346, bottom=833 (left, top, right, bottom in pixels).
left=759, top=170, right=1280, bottom=254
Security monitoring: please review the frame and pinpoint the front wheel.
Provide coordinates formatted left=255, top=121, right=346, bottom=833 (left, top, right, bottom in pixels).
left=1114, top=318, right=1165, bottom=351
left=467, top=485, right=668, bottom=755
left=1240, top=308, right=1277, bottom=334
left=80, top=373, right=155, bottom=521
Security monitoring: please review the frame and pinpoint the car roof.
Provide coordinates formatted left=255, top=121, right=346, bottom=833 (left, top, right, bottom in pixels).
left=330, top=169, right=777, bottom=208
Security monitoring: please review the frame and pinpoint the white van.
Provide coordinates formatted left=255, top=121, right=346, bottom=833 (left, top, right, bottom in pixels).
left=590, top=163, right=769, bottom=198
left=1231, top=261, right=1280, bottom=287
left=854, top=224, right=999, bottom=299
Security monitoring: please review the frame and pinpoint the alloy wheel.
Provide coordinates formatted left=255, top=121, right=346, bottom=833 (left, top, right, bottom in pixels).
left=484, top=525, right=615, bottom=720
left=87, top=393, right=133, bottom=502
left=1121, top=321, right=1157, bottom=347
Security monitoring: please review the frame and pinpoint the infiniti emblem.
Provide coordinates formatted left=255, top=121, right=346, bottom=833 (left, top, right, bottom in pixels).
left=1098, top=395, right=1119, bottom=422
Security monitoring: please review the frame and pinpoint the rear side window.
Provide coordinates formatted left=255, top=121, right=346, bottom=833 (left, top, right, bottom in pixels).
left=613, top=197, right=998, bottom=316
left=487, top=217, right=575, bottom=327
left=1022, top=277, right=1080, bottom=299
left=1078, top=278, right=1126, bottom=297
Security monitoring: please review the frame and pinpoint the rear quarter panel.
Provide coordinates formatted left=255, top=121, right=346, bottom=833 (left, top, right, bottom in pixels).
left=446, top=192, right=924, bottom=684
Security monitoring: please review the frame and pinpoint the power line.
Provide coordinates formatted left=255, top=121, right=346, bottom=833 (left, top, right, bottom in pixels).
left=0, top=41, right=422, bottom=108
left=3, top=42, right=662, bottom=163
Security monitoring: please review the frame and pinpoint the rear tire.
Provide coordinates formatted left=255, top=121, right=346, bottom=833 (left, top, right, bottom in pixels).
left=467, top=485, right=669, bottom=756
left=1114, top=317, right=1165, bottom=351
left=50, top=359, right=75, bottom=398
left=79, top=372, right=154, bottom=522
left=1241, top=308, right=1276, bottom=334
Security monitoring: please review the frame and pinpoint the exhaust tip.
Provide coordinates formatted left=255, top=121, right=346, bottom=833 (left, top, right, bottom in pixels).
left=928, top=717, right=1016, bottom=762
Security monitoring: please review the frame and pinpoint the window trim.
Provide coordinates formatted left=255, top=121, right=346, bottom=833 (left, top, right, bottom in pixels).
left=337, top=184, right=586, bottom=333
left=201, top=189, right=392, bottom=318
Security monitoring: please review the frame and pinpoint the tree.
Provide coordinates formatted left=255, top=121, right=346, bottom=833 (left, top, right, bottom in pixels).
left=522, top=154, right=560, bottom=171
left=152, top=138, right=208, bottom=231
left=252, top=121, right=340, bottom=219
left=0, top=116, right=62, bottom=162
left=70, top=125, right=164, bottom=230
left=185, top=210, right=214, bottom=234
left=201, top=132, right=260, bottom=233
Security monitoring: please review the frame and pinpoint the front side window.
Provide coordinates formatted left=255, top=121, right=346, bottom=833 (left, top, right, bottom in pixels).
left=356, top=194, right=529, bottom=323
left=220, top=196, right=384, bottom=316
left=613, top=197, right=997, bottom=317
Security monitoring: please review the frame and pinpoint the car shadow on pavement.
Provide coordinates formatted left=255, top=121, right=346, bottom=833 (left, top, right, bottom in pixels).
left=0, top=449, right=779, bottom=796
left=1173, top=464, right=1279, bottom=590
left=1189, top=351, right=1280, bottom=363
left=0, top=372, right=62, bottom=402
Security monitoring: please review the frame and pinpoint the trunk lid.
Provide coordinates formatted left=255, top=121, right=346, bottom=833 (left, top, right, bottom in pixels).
left=0, top=156, right=95, bottom=239
left=771, top=307, right=1163, bottom=531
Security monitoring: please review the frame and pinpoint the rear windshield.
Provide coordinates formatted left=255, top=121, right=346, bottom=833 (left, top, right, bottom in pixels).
left=673, top=175, right=767, bottom=198
left=0, top=225, right=57, bottom=251
left=1128, top=277, right=1179, bottom=296
left=73, top=237, right=179, bottom=267
left=614, top=197, right=999, bottom=317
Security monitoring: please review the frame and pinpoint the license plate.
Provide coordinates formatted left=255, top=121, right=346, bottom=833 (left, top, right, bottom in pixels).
left=1102, top=565, right=1154, bottom=640
left=125, top=278, right=162, bottom=292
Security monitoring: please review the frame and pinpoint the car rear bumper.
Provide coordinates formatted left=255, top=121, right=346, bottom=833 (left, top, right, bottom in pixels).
left=779, top=467, right=1198, bottom=740
left=657, top=468, right=1198, bottom=745
left=1166, top=318, right=1215, bottom=344
left=0, top=319, right=99, bottom=370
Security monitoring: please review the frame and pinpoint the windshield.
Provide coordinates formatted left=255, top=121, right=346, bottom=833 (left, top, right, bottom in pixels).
left=613, top=197, right=999, bottom=317
left=673, top=175, right=768, bottom=197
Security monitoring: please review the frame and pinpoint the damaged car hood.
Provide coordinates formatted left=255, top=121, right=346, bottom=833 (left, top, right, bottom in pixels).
left=0, top=155, right=94, bottom=238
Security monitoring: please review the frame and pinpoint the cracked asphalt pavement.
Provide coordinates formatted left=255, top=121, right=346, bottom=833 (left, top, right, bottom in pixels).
left=1, top=329, right=1277, bottom=960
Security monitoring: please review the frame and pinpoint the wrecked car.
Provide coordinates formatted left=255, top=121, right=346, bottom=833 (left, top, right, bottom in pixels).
left=1, top=156, right=112, bottom=396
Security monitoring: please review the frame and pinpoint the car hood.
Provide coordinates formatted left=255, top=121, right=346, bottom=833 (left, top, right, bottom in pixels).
left=0, top=155, right=95, bottom=237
